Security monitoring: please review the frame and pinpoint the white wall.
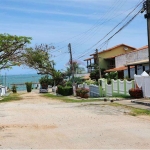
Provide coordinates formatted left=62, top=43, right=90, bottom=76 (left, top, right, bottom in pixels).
left=116, top=48, right=148, bottom=68
left=115, top=54, right=126, bottom=67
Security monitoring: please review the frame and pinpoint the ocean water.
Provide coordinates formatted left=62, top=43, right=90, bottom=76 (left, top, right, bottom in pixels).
left=0, top=74, right=44, bottom=91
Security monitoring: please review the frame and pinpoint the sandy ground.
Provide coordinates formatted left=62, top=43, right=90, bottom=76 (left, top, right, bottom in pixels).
left=0, top=90, right=150, bottom=149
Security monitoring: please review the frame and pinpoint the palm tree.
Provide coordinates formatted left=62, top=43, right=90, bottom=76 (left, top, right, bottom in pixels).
left=65, top=67, right=72, bottom=80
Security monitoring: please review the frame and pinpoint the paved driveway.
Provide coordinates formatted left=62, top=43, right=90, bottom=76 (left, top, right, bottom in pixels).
left=0, top=91, right=150, bottom=149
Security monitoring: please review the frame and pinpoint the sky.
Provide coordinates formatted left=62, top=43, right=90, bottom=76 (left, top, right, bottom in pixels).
left=0, top=0, right=148, bottom=75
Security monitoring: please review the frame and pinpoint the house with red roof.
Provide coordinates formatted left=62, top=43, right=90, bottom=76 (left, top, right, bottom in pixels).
left=105, top=45, right=149, bottom=78
left=84, top=44, right=136, bottom=77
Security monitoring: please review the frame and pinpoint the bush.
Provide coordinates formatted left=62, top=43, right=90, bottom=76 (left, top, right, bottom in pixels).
left=129, top=88, right=143, bottom=98
left=39, top=76, right=49, bottom=84
left=76, top=88, right=82, bottom=96
left=11, top=85, right=17, bottom=93
left=104, top=72, right=118, bottom=84
left=39, top=75, right=55, bottom=87
left=25, top=82, right=32, bottom=92
left=85, top=80, right=97, bottom=85
left=80, top=88, right=89, bottom=95
left=76, top=88, right=89, bottom=98
left=66, top=81, right=72, bottom=87
left=57, top=85, right=73, bottom=96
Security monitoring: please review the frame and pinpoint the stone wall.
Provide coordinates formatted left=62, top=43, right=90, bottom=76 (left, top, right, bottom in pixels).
left=115, top=48, right=148, bottom=68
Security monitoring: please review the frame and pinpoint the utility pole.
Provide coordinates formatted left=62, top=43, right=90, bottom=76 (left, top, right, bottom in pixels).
left=143, top=0, right=150, bottom=74
left=49, top=60, right=56, bottom=93
left=68, top=43, right=74, bottom=84
left=95, top=49, right=102, bottom=78
left=52, top=61, right=56, bottom=90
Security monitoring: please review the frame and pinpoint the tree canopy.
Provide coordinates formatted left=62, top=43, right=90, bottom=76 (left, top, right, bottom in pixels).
left=22, top=44, right=55, bottom=75
left=0, top=33, right=32, bottom=69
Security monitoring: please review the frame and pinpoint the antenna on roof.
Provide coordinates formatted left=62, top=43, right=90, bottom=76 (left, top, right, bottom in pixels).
left=124, top=47, right=128, bottom=51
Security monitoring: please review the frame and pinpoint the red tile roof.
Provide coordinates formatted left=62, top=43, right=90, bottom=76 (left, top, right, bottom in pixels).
left=90, top=44, right=136, bottom=56
left=116, top=45, right=148, bottom=57
left=105, top=66, right=134, bottom=73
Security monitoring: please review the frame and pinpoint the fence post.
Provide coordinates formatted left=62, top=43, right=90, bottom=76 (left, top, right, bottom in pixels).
left=83, top=83, right=85, bottom=88
left=99, top=79, right=103, bottom=97
left=111, top=79, right=114, bottom=97
left=104, top=79, right=107, bottom=97
left=132, top=80, right=135, bottom=88
left=124, top=79, right=126, bottom=95
left=117, top=79, right=119, bottom=94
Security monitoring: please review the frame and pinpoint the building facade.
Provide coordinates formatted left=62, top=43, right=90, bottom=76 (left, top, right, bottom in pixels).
left=84, top=44, right=135, bottom=74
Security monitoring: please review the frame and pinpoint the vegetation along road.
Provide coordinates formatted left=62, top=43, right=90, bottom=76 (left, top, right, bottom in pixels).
left=0, top=90, right=150, bottom=149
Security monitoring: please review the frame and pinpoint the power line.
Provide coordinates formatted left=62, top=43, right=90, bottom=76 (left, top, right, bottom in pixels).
left=74, top=1, right=144, bottom=60
left=52, top=0, right=127, bottom=54
left=53, top=0, right=142, bottom=56
left=75, top=7, right=142, bottom=60
left=53, top=0, right=144, bottom=68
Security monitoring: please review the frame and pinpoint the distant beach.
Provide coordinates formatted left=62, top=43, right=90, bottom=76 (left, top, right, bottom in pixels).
left=0, top=74, right=44, bottom=91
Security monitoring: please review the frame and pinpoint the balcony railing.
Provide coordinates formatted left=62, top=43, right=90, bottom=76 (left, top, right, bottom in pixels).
left=108, top=65, right=115, bottom=69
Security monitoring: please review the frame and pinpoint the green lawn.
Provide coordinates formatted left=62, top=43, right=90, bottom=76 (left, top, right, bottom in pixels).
left=0, top=93, right=22, bottom=103
left=42, top=93, right=103, bottom=103
left=109, top=103, right=150, bottom=116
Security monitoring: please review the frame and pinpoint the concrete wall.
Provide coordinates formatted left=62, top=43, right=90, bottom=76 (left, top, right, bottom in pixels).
left=116, top=48, right=148, bottom=68
left=98, top=45, right=135, bottom=69
left=115, top=54, right=126, bottom=67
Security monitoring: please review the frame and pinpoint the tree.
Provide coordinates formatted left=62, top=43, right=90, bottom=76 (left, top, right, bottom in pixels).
left=90, top=69, right=100, bottom=81
left=104, top=71, right=118, bottom=84
left=66, top=60, right=85, bottom=76
left=72, top=61, right=79, bottom=74
left=64, top=67, right=72, bottom=80
left=22, top=44, right=55, bottom=75
left=77, top=67, right=85, bottom=74
left=90, top=67, right=105, bottom=81
left=0, top=33, right=31, bottom=70
left=52, top=70, right=64, bottom=85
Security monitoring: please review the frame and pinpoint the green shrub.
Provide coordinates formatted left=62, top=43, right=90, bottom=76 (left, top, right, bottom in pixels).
left=66, top=81, right=72, bottom=87
left=25, top=82, right=32, bottom=92
left=11, top=84, right=17, bottom=93
left=76, top=88, right=82, bottom=96
left=76, top=88, right=89, bottom=98
left=104, top=72, right=118, bottom=84
left=57, top=85, right=73, bottom=96
left=85, top=80, right=98, bottom=85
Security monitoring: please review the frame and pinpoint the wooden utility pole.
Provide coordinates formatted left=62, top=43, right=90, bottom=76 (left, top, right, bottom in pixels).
left=68, top=43, right=74, bottom=84
left=95, top=49, right=102, bottom=78
left=144, top=0, right=150, bottom=74
left=52, top=61, right=56, bottom=89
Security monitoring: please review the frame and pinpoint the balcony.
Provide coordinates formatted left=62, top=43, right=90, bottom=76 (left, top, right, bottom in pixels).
left=107, top=65, right=115, bottom=69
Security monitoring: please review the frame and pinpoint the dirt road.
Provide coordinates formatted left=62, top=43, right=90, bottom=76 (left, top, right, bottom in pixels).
left=0, top=90, right=150, bottom=149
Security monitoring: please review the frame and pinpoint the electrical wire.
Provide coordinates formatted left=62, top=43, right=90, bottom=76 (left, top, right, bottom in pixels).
left=73, top=0, right=144, bottom=60
left=53, top=0, right=144, bottom=67
left=76, top=8, right=142, bottom=60
left=51, top=0, right=126, bottom=53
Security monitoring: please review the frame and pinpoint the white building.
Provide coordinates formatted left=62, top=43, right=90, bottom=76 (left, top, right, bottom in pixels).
left=105, top=45, right=149, bottom=78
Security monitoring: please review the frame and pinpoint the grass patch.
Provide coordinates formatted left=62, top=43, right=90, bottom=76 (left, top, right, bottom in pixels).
left=0, top=93, right=22, bottom=103
left=109, top=103, right=150, bottom=116
left=112, top=93, right=131, bottom=99
left=42, top=93, right=103, bottom=103
left=129, top=108, right=150, bottom=116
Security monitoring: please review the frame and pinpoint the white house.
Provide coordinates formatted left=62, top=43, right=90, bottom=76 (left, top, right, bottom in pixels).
left=105, top=45, right=149, bottom=78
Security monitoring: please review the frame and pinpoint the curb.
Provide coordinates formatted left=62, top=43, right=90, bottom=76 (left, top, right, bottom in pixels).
left=131, top=100, right=150, bottom=107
